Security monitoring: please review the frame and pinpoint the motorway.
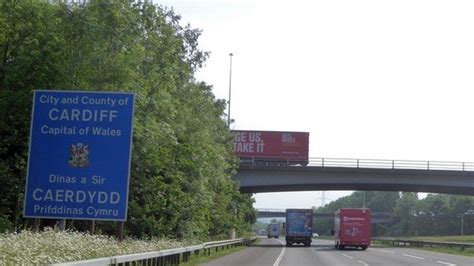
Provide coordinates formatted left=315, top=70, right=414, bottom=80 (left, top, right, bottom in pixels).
left=202, top=237, right=474, bottom=266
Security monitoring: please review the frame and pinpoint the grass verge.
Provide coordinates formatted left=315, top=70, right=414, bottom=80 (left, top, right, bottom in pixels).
left=181, top=238, right=259, bottom=266
left=180, top=245, right=248, bottom=266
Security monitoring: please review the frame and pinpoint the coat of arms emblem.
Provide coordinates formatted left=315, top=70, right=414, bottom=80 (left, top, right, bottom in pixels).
left=69, top=143, right=89, bottom=168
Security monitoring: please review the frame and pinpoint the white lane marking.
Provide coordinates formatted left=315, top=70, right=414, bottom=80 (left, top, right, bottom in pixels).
left=314, top=247, right=332, bottom=250
left=402, top=254, right=425, bottom=260
left=436, top=261, right=457, bottom=266
left=358, top=260, right=369, bottom=266
left=342, top=253, right=354, bottom=259
left=378, top=249, right=396, bottom=254
left=273, top=239, right=286, bottom=266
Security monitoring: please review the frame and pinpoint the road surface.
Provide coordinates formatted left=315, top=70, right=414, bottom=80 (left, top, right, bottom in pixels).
left=202, top=237, right=474, bottom=266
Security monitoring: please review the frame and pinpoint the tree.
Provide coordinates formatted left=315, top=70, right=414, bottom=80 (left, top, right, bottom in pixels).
left=392, top=192, right=418, bottom=236
left=0, top=0, right=253, bottom=240
left=0, top=0, right=66, bottom=229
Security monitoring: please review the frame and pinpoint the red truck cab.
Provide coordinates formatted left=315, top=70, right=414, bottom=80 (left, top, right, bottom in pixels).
left=334, top=208, right=371, bottom=250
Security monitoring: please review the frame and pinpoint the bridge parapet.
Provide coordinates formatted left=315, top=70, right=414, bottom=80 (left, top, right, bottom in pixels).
left=242, top=157, right=474, bottom=172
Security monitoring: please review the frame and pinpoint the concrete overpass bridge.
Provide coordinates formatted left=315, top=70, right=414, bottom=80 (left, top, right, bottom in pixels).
left=233, top=158, right=474, bottom=195
left=256, top=208, right=392, bottom=223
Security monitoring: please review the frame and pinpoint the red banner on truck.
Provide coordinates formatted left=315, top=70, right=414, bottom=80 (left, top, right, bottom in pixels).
left=231, top=130, right=309, bottom=166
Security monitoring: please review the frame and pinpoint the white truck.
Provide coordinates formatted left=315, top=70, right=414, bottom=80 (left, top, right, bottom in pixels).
left=267, top=223, right=280, bottom=238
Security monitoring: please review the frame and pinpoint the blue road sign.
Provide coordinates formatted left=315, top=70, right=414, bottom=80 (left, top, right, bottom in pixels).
left=23, top=90, right=134, bottom=221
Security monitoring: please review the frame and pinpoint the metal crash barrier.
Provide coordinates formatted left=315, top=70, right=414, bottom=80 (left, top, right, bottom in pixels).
left=51, top=237, right=257, bottom=266
left=373, top=237, right=474, bottom=250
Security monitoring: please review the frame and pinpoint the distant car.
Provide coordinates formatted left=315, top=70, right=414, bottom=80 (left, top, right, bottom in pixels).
left=312, top=233, right=319, bottom=238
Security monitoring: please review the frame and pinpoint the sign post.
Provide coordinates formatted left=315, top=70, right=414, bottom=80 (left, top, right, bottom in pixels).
left=23, top=90, right=134, bottom=221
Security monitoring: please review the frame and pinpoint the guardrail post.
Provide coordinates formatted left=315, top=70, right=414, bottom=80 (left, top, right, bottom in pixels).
left=463, top=162, right=465, bottom=171
left=357, top=159, right=359, bottom=168
left=392, top=160, right=394, bottom=169
left=322, top=158, right=324, bottom=167
left=427, top=161, right=430, bottom=170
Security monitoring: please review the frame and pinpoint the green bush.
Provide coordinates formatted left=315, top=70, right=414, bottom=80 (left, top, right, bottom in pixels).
left=0, top=215, right=13, bottom=233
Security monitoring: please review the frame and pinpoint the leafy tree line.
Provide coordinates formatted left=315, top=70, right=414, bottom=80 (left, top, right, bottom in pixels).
left=0, top=0, right=256, bottom=239
left=314, top=191, right=474, bottom=237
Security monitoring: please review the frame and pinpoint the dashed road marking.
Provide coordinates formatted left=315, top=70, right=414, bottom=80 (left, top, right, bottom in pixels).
left=313, top=247, right=333, bottom=250
left=342, top=253, right=354, bottom=259
left=402, top=254, right=425, bottom=260
left=358, top=260, right=369, bottom=266
left=436, top=261, right=456, bottom=266
left=378, top=249, right=396, bottom=254
left=273, top=239, right=286, bottom=266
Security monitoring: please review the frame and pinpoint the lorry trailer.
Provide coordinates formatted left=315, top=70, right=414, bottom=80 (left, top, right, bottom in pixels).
left=232, top=130, right=309, bottom=166
left=334, top=208, right=371, bottom=250
left=285, top=209, right=313, bottom=247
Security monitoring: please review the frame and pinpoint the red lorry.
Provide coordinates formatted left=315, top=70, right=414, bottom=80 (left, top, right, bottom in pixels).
left=334, top=208, right=371, bottom=250
left=232, top=130, right=309, bottom=166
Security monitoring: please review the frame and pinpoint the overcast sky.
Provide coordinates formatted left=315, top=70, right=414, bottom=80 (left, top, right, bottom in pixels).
left=162, top=0, right=474, bottom=209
